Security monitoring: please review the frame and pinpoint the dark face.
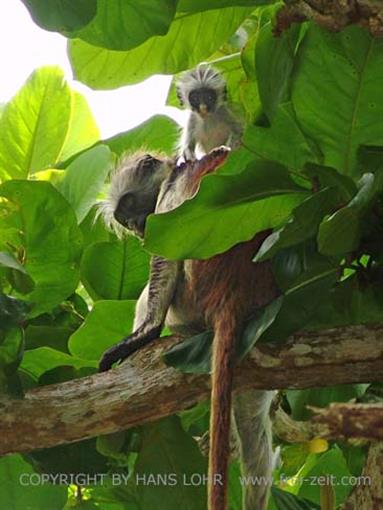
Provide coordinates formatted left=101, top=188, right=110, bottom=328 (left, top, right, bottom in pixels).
left=113, top=155, right=161, bottom=237
left=114, top=191, right=157, bottom=238
left=188, top=87, right=217, bottom=116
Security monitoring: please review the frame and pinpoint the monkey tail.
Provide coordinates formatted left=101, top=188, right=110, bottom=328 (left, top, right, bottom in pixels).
left=208, top=312, right=237, bottom=510
left=232, top=389, right=275, bottom=510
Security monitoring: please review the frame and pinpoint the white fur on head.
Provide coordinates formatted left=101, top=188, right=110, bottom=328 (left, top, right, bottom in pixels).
left=96, top=151, right=171, bottom=238
left=176, top=63, right=226, bottom=108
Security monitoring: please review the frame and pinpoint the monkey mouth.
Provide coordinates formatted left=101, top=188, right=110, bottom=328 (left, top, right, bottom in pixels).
left=198, top=104, right=209, bottom=117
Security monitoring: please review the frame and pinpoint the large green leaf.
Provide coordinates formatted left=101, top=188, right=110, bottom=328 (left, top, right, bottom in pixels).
left=135, top=417, right=207, bottom=510
left=318, top=171, right=383, bottom=255
left=21, top=0, right=97, bottom=31
left=243, top=104, right=316, bottom=171
left=298, top=448, right=352, bottom=506
left=68, top=7, right=254, bottom=88
left=21, top=347, right=96, bottom=379
left=0, top=181, right=82, bottom=317
left=0, top=67, right=99, bottom=180
left=105, top=115, right=180, bottom=157
left=59, top=145, right=113, bottom=223
left=144, top=160, right=309, bottom=259
left=59, top=90, right=100, bottom=162
left=307, top=274, right=383, bottom=330
left=72, top=0, right=178, bottom=51
left=81, top=239, right=150, bottom=300
left=292, top=25, right=383, bottom=178
left=69, top=300, right=136, bottom=360
left=0, top=455, right=67, bottom=510
left=254, top=187, right=342, bottom=262
left=256, top=22, right=300, bottom=119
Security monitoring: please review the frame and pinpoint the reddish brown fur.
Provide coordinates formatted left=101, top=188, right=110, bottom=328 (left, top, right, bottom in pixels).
left=185, top=151, right=278, bottom=510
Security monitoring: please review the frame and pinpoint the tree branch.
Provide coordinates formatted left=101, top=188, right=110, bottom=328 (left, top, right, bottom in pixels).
left=1, top=324, right=383, bottom=455
left=275, top=0, right=383, bottom=36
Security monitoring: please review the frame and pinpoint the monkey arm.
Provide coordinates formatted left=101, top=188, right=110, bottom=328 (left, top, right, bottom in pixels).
left=181, top=115, right=197, bottom=160
left=99, top=256, right=179, bottom=372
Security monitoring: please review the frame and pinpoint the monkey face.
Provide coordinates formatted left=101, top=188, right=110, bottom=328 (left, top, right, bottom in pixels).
left=188, top=87, right=217, bottom=116
left=114, top=191, right=156, bottom=238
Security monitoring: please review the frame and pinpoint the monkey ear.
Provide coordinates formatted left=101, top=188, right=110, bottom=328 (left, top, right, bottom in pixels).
left=176, top=86, right=184, bottom=106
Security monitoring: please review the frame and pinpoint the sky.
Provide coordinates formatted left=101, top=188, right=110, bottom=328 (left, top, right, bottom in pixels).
left=0, top=1, right=186, bottom=138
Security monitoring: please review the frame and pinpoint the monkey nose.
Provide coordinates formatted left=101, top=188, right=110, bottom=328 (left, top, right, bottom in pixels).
left=199, top=104, right=208, bottom=116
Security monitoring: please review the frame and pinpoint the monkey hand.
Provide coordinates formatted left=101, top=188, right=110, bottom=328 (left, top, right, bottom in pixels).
left=98, top=338, right=137, bottom=372
left=99, top=326, right=161, bottom=372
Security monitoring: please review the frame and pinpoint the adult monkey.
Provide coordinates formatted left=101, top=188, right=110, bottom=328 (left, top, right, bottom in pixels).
left=99, top=149, right=278, bottom=510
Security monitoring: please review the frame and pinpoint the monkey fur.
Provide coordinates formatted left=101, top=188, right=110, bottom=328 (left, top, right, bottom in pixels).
left=99, top=150, right=278, bottom=510
left=176, top=64, right=243, bottom=160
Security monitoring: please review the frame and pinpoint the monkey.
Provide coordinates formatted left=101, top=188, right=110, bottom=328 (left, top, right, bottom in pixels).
left=98, top=149, right=278, bottom=510
left=176, top=64, right=243, bottom=161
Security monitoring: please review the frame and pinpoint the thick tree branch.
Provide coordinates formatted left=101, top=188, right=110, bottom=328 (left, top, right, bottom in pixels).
left=1, top=324, right=383, bottom=455
left=276, top=0, right=383, bottom=36
left=273, top=403, right=383, bottom=443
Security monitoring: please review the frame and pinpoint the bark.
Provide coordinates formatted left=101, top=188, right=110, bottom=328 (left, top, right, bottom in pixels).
left=273, top=403, right=383, bottom=443
left=341, top=442, right=383, bottom=510
left=276, top=0, right=383, bottom=36
left=1, top=324, right=383, bottom=455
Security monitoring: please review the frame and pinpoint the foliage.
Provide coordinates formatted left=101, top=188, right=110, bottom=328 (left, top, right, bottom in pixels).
left=1, top=0, right=383, bottom=508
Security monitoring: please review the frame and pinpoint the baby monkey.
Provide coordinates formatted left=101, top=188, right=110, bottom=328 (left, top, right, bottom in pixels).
left=177, top=64, right=243, bottom=160
left=99, top=150, right=277, bottom=510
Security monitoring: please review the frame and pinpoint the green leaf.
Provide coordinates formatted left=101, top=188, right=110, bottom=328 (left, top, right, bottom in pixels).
left=271, top=487, right=320, bottom=510
left=21, top=0, right=97, bottom=31
left=0, top=327, right=24, bottom=371
left=243, top=104, right=316, bottom=171
left=26, top=439, right=107, bottom=476
left=0, top=67, right=99, bottom=180
left=69, top=300, right=136, bottom=360
left=318, top=172, right=383, bottom=255
left=307, top=274, right=383, bottom=330
left=0, top=251, right=35, bottom=294
left=68, top=7, right=254, bottom=88
left=0, top=454, right=67, bottom=510
left=60, top=90, right=100, bottom=162
left=59, top=145, right=113, bottom=223
left=298, top=448, right=352, bottom=506
left=145, top=160, right=309, bottom=259
left=256, top=23, right=301, bottom=120
left=292, top=25, right=383, bottom=178
left=81, top=239, right=150, bottom=300
left=105, top=115, right=180, bottom=157
left=135, top=417, right=207, bottom=510
left=0, top=181, right=82, bottom=317
left=164, top=331, right=213, bottom=374
left=72, top=0, right=178, bottom=51
left=254, top=188, right=342, bottom=262
left=259, top=245, right=339, bottom=342
left=303, top=163, right=357, bottom=199
left=21, top=347, right=96, bottom=379
left=0, top=294, right=29, bottom=330
left=287, top=384, right=369, bottom=421
left=178, top=0, right=273, bottom=11
left=238, top=296, right=283, bottom=357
